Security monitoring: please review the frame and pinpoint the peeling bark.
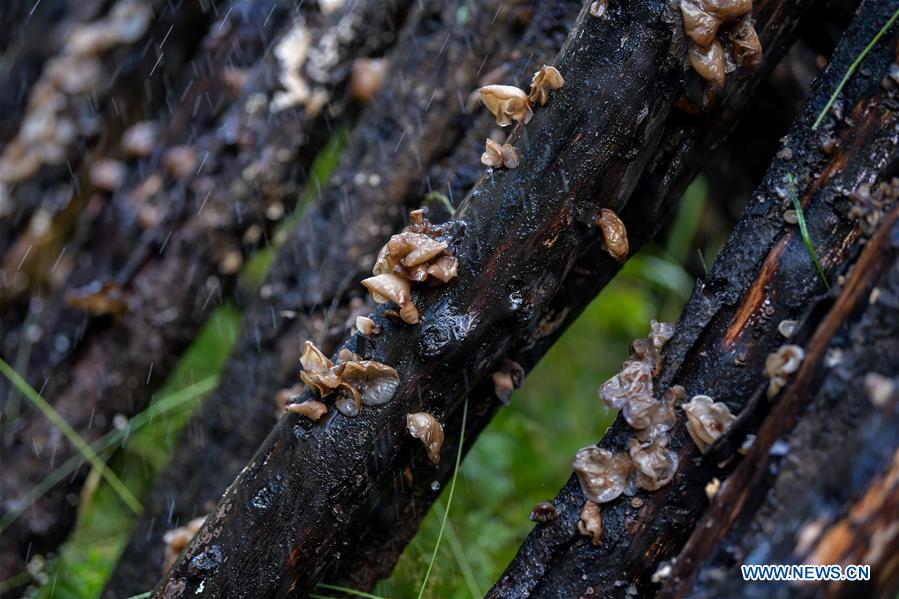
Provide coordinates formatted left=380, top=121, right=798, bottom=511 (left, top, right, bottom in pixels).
left=489, top=2, right=899, bottom=596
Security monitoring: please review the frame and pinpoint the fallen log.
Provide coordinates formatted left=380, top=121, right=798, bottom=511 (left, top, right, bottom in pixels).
left=488, top=1, right=899, bottom=596
left=151, top=0, right=829, bottom=595
left=659, top=199, right=899, bottom=598
left=104, top=0, right=530, bottom=594
left=0, top=0, right=410, bottom=583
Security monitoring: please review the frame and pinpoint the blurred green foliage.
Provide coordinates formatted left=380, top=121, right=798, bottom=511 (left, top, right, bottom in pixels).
left=6, top=135, right=722, bottom=597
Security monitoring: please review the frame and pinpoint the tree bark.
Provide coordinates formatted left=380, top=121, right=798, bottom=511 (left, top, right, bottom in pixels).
left=0, top=0, right=409, bottom=582
left=149, top=1, right=830, bottom=596
left=104, top=0, right=534, bottom=595
left=488, top=2, right=899, bottom=596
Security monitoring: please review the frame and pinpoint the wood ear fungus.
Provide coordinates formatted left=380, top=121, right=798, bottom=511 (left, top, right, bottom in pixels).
left=481, top=138, right=520, bottom=169
left=406, top=412, right=444, bottom=464
left=479, top=84, right=533, bottom=127
left=681, top=394, right=736, bottom=453
left=578, top=500, right=603, bottom=545
left=596, top=208, right=628, bottom=263
left=528, top=65, right=564, bottom=106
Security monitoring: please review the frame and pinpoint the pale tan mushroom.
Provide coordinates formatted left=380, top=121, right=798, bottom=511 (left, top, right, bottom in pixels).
left=340, top=360, right=400, bottom=406
left=578, top=500, right=603, bottom=545
left=285, top=399, right=328, bottom=421
left=407, top=412, right=444, bottom=464
left=528, top=65, right=564, bottom=106
left=361, top=273, right=419, bottom=324
left=355, top=316, right=381, bottom=336
left=599, top=359, right=654, bottom=411
left=596, top=208, right=629, bottom=263
left=480, top=138, right=520, bottom=169
left=572, top=446, right=634, bottom=503
left=628, top=436, right=679, bottom=491
left=299, top=340, right=342, bottom=395
left=681, top=394, right=736, bottom=453
left=765, top=344, right=804, bottom=398
left=479, top=84, right=533, bottom=127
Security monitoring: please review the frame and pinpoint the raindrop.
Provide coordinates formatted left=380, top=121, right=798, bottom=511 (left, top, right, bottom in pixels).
left=430, top=481, right=440, bottom=492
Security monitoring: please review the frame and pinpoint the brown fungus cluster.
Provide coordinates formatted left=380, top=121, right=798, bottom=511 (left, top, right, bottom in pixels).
left=681, top=394, right=736, bottom=453
left=765, top=344, right=804, bottom=398
left=406, top=412, right=444, bottom=464
left=481, top=138, right=520, bottom=170
left=362, top=209, right=457, bottom=324
left=571, top=322, right=682, bottom=543
left=298, top=341, right=399, bottom=417
left=477, top=65, right=564, bottom=171
left=679, top=0, right=761, bottom=88
left=162, top=516, right=206, bottom=572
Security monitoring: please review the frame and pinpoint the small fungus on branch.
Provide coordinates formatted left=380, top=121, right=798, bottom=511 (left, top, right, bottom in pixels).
left=681, top=394, right=736, bottom=453
left=298, top=341, right=399, bottom=417
left=406, top=412, right=444, bottom=464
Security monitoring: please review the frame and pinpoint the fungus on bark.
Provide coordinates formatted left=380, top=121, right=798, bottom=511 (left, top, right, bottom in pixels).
left=481, top=138, right=520, bottom=169
left=479, top=84, right=533, bottom=127
left=298, top=341, right=400, bottom=417
left=529, top=501, right=560, bottom=523
left=361, top=273, right=420, bottom=324
left=365, top=209, right=458, bottom=323
left=679, top=0, right=760, bottom=87
left=628, top=436, right=678, bottom=491
left=681, top=394, right=736, bottom=453
left=406, top=412, right=444, bottom=464
left=355, top=316, right=381, bottom=336
left=162, top=516, right=205, bottom=572
left=596, top=208, right=629, bottom=263
left=286, top=399, right=328, bottom=421
left=572, top=447, right=634, bottom=503
left=578, top=500, right=603, bottom=545
left=765, top=344, right=804, bottom=398
left=528, top=65, right=564, bottom=106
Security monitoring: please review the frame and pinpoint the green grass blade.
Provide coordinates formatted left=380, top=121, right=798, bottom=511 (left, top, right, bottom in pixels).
left=315, top=583, right=388, bottom=599
left=434, top=499, right=483, bottom=597
left=786, top=175, right=830, bottom=290
left=812, top=7, right=899, bottom=130
left=0, top=358, right=142, bottom=514
left=418, top=399, right=468, bottom=599
left=0, top=376, right=218, bottom=535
